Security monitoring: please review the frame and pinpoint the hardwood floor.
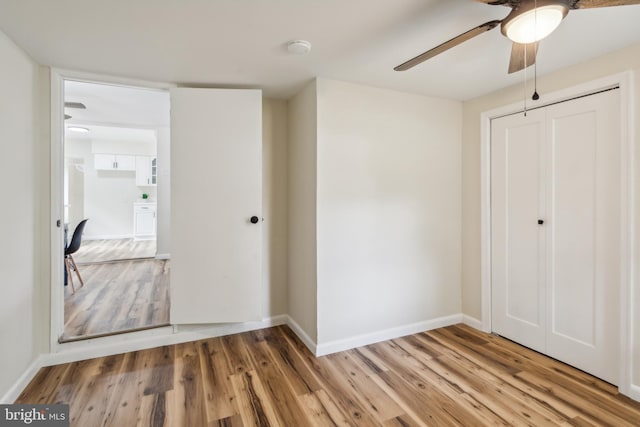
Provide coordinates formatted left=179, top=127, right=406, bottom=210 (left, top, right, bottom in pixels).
left=17, top=324, right=640, bottom=426
left=73, top=238, right=156, bottom=264
left=63, top=259, right=170, bottom=341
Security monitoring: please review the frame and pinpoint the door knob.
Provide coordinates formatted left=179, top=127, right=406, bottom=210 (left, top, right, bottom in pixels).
left=250, top=216, right=259, bottom=224
left=538, top=219, right=544, bottom=225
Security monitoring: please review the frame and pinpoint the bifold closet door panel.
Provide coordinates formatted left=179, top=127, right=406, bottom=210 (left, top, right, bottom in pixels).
left=491, top=109, right=547, bottom=353
left=545, top=90, right=620, bottom=385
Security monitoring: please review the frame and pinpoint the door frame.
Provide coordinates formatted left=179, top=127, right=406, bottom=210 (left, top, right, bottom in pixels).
left=480, top=71, right=634, bottom=396
left=49, top=68, right=172, bottom=353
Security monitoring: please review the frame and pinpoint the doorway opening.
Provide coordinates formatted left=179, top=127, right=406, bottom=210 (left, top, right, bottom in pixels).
left=60, top=79, right=171, bottom=342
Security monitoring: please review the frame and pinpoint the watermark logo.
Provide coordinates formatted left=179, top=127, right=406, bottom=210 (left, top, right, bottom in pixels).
left=0, top=405, right=69, bottom=426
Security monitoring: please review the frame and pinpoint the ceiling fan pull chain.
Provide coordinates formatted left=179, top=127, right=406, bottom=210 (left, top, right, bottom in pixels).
left=532, top=59, right=540, bottom=101
left=532, top=0, right=540, bottom=101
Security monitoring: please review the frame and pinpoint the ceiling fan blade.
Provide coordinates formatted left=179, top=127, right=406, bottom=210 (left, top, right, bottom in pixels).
left=474, top=0, right=511, bottom=5
left=394, top=20, right=501, bottom=71
left=573, top=0, right=640, bottom=8
left=64, top=102, right=86, bottom=109
left=508, top=42, right=538, bottom=74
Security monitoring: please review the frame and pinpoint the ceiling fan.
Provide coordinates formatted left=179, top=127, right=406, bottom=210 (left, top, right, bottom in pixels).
left=394, top=0, right=640, bottom=74
left=64, top=101, right=86, bottom=120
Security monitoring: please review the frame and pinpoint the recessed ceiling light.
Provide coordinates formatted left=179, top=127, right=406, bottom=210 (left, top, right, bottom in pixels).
left=287, top=40, right=312, bottom=55
left=68, top=126, right=90, bottom=133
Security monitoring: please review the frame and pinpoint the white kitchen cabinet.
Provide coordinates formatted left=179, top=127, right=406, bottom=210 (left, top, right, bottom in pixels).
left=135, top=156, right=157, bottom=186
left=94, top=154, right=136, bottom=171
left=133, top=202, right=157, bottom=240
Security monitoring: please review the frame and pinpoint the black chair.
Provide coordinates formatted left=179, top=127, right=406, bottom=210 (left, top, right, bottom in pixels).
left=65, top=219, right=88, bottom=294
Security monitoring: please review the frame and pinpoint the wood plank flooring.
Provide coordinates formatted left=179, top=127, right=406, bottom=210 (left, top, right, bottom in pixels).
left=63, top=259, right=170, bottom=341
left=73, top=238, right=156, bottom=264
left=17, top=324, right=640, bottom=426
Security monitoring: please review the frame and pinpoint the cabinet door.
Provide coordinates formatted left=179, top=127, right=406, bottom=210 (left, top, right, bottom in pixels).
left=134, top=207, right=156, bottom=237
left=115, top=155, right=136, bottom=171
left=95, top=154, right=136, bottom=171
left=170, top=87, right=262, bottom=324
left=136, top=156, right=152, bottom=185
left=150, top=157, right=157, bottom=185
left=94, top=154, right=115, bottom=170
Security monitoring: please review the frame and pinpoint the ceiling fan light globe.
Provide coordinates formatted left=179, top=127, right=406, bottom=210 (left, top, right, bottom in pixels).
left=504, top=5, right=567, bottom=44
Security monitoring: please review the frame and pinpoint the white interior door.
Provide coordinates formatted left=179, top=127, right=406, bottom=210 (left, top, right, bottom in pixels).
left=544, top=91, right=620, bottom=384
left=491, top=89, right=621, bottom=385
left=170, top=88, right=262, bottom=324
left=491, top=109, right=547, bottom=353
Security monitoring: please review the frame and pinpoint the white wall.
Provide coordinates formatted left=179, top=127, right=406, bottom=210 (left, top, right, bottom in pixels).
left=461, top=42, right=640, bottom=387
left=65, top=139, right=156, bottom=239
left=85, top=170, right=140, bottom=239
left=315, top=79, right=462, bottom=346
left=263, top=99, right=289, bottom=316
left=287, top=81, right=318, bottom=341
left=0, top=30, right=44, bottom=399
left=66, top=158, right=85, bottom=229
left=91, top=140, right=155, bottom=156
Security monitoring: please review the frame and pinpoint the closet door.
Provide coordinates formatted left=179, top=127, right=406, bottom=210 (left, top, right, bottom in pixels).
left=491, top=109, right=547, bottom=353
left=544, top=90, right=620, bottom=384
left=491, top=89, right=621, bottom=385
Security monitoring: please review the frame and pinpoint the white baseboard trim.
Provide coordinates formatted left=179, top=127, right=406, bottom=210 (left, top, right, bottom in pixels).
left=0, top=355, right=48, bottom=404
left=462, top=314, right=483, bottom=331
left=155, top=253, right=170, bottom=260
left=627, top=384, right=640, bottom=402
left=315, top=313, right=463, bottom=356
left=285, top=316, right=317, bottom=355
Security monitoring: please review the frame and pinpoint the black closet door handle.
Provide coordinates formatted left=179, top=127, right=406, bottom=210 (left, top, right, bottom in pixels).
left=538, top=219, right=544, bottom=225
left=250, top=216, right=259, bottom=224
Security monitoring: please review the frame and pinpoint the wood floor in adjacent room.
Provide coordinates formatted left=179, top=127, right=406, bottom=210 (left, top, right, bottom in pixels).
left=17, top=324, right=640, bottom=426
left=73, top=238, right=156, bottom=264
left=63, top=259, right=170, bottom=341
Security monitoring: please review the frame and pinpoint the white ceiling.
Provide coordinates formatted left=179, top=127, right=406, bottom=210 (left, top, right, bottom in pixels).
left=65, top=80, right=170, bottom=128
left=63, top=79, right=169, bottom=142
left=65, top=124, right=158, bottom=144
left=1, top=0, right=640, bottom=101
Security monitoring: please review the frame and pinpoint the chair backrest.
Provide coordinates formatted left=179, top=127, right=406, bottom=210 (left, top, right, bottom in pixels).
left=66, top=219, right=88, bottom=256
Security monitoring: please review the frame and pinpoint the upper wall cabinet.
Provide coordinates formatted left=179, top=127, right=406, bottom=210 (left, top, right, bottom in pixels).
left=136, top=156, right=157, bottom=186
left=94, top=154, right=136, bottom=171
